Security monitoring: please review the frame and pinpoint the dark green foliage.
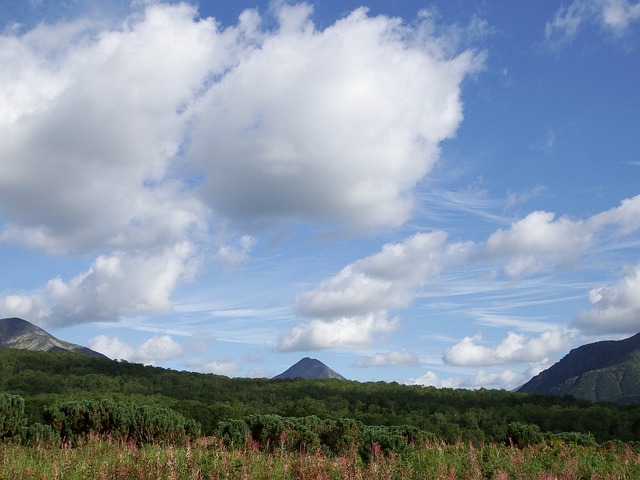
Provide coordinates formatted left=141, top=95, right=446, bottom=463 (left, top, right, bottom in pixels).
left=216, top=418, right=250, bottom=447
left=0, top=392, right=27, bottom=440
left=215, top=414, right=432, bottom=460
left=316, top=417, right=363, bottom=455
left=241, top=414, right=323, bottom=453
left=546, top=431, right=598, bottom=446
left=44, top=399, right=201, bottom=445
left=360, top=425, right=408, bottom=461
left=22, top=422, right=59, bottom=446
left=4, top=348, right=640, bottom=445
left=507, top=422, right=543, bottom=447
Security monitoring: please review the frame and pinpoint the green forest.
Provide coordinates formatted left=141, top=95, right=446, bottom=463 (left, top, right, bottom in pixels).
left=2, top=347, right=640, bottom=447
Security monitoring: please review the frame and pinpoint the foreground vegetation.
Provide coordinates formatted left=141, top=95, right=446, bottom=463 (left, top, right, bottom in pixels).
left=3, top=348, right=640, bottom=445
left=2, top=391, right=640, bottom=479
left=3, top=345, right=640, bottom=478
left=2, top=434, right=640, bottom=479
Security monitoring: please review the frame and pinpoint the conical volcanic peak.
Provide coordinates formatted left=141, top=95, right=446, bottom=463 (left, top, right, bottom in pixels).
left=273, top=357, right=346, bottom=380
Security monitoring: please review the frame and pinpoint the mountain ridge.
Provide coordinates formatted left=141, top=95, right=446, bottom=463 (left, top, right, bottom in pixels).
left=518, top=331, right=640, bottom=404
left=0, top=317, right=106, bottom=357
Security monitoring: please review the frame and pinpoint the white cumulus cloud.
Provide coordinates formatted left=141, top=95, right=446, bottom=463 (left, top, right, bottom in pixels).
left=189, top=5, right=483, bottom=231
left=485, top=211, right=591, bottom=277
left=89, top=333, right=185, bottom=364
left=574, top=262, right=640, bottom=334
left=186, top=357, right=242, bottom=376
left=279, top=232, right=473, bottom=351
left=0, top=243, right=198, bottom=326
left=443, top=330, right=575, bottom=366
left=588, top=194, right=640, bottom=234
left=354, top=348, right=420, bottom=367
left=412, top=371, right=463, bottom=388
left=0, top=4, right=213, bottom=254
left=0, top=2, right=482, bottom=328
left=471, top=369, right=523, bottom=389
left=277, top=194, right=640, bottom=354
left=296, top=232, right=473, bottom=319
left=277, top=313, right=398, bottom=352
left=485, top=195, right=640, bottom=279
left=412, top=368, right=524, bottom=390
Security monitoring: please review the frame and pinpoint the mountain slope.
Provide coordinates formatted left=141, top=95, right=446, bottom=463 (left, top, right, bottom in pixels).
left=0, top=317, right=106, bottom=357
left=273, top=357, right=346, bottom=380
left=518, top=332, right=640, bottom=404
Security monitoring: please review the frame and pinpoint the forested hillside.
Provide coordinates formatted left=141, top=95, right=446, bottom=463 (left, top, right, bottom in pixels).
left=2, top=348, right=640, bottom=444
left=519, top=332, right=640, bottom=403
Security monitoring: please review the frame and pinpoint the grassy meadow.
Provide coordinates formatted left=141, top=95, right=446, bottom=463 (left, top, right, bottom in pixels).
left=2, top=435, right=640, bottom=479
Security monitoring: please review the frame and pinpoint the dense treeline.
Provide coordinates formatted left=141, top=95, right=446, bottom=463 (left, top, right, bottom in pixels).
left=2, top=348, right=640, bottom=444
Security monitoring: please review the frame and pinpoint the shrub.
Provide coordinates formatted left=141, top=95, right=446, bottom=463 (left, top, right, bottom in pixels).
left=320, top=417, right=364, bottom=455
left=507, top=422, right=543, bottom=447
left=216, top=418, right=250, bottom=447
left=44, top=399, right=201, bottom=444
left=359, top=425, right=409, bottom=461
left=0, top=393, right=27, bottom=441
left=547, top=431, right=598, bottom=447
left=23, top=422, right=60, bottom=446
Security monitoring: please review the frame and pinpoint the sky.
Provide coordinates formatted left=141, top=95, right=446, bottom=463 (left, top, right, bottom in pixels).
left=0, top=0, right=639, bottom=389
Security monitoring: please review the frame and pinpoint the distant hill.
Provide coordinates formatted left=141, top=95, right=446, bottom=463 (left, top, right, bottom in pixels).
left=273, top=357, right=346, bottom=380
left=518, top=332, right=640, bottom=404
left=0, top=317, right=106, bottom=357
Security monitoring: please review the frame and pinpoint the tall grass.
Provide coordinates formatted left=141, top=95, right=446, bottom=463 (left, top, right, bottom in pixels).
left=1, top=435, right=639, bottom=479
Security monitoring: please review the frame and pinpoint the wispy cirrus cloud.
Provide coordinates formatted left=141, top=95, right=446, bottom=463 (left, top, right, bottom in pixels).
left=279, top=194, right=640, bottom=355
left=545, top=0, right=640, bottom=45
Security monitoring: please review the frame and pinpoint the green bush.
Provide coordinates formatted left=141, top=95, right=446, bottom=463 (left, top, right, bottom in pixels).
left=44, top=399, right=200, bottom=444
left=221, top=414, right=433, bottom=461
left=547, top=431, right=598, bottom=446
left=0, top=393, right=27, bottom=441
left=320, top=417, right=364, bottom=455
left=360, top=425, right=408, bottom=461
left=507, top=422, right=543, bottom=447
left=23, top=422, right=60, bottom=446
left=216, top=418, right=250, bottom=447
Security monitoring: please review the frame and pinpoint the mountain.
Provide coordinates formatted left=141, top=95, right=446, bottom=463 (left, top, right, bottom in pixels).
left=0, top=317, right=106, bottom=357
left=518, top=332, right=640, bottom=404
left=273, top=357, right=346, bottom=380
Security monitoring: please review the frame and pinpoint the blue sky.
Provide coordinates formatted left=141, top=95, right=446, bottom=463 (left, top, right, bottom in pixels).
left=1, top=0, right=639, bottom=388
